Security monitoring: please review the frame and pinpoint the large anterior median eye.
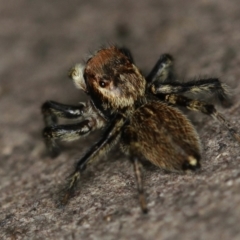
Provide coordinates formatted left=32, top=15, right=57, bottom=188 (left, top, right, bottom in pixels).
left=99, top=79, right=110, bottom=88
left=99, top=80, right=106, bottom=87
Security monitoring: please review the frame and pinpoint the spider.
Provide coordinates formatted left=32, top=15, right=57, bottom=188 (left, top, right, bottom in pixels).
left=42, top=46, right=240, bottom=213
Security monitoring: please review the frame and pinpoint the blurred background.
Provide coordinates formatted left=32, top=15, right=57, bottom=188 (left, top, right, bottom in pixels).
left=1, top=0, right=240, bottom=239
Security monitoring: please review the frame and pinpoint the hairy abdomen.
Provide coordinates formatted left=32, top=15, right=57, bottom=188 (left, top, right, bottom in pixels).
left=121, top=101, right=201, bottom=171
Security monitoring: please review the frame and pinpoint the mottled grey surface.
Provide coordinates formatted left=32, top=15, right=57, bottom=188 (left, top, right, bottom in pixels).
left=1, top=0, right=240, bottom=239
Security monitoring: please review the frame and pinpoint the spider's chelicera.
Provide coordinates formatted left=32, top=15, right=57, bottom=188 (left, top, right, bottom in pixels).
left=42, top=46, right=240, bottom=213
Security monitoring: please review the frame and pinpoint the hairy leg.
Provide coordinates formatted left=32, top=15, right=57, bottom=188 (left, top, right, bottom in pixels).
left=146, top=54, right=174, bottom=84
left=132, top=156, right=148, bottom=213
left=60, top=114, right=127, bottom=205
left=43, top=117, right=100, bottom=158
left=164, top=94, right=240, bottom=143
left=42, top=100, right=88, bottom=126
left=119, top=47, right=134, bottom=63
left=151, top=78, right=231, bottom=107
left=42, top=100, right=107, bottom=157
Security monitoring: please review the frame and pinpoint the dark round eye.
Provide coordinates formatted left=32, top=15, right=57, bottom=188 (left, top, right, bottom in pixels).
left=99, top=80, right=106, bottom=87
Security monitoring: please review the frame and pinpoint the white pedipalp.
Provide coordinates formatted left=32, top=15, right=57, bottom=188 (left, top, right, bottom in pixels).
left=69, top=63, right=87, bottom=92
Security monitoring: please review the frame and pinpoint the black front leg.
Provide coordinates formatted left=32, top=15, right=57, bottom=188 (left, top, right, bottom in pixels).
left=43, top=119, right=95, bottom=158
left=42, top=101, right=86, bottom=126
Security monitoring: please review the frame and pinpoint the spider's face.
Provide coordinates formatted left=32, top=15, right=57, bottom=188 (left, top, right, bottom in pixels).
left=83, top=46, right=146, bottom=115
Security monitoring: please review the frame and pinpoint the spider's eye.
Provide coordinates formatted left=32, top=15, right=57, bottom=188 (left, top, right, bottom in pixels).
left=99, top=80, right=106, bottom=87
left=99, top=79, right=110, bottom=88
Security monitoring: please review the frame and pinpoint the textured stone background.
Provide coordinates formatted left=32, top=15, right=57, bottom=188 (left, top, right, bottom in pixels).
left=1, top=0, right=240, bottom=239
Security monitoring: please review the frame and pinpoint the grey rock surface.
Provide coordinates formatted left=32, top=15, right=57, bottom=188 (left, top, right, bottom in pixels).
left=1, top=1, right=240, bottom=239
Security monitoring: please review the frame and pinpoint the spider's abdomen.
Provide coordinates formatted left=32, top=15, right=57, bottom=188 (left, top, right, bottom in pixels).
left=122, top=101, right=201, bottom=171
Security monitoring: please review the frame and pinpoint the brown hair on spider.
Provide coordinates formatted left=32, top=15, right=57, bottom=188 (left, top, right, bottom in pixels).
left=42, top=45, right=240, bottom=213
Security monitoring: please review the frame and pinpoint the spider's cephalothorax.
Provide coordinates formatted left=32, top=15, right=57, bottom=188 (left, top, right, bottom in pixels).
left=42, top=46, right=240, bottom=213
left=84, top=47, right=146, bottom=116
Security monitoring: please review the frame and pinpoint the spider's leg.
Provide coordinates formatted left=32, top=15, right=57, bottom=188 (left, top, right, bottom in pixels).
left=60, top=114, right=126, bottom=205
left=151, top=78, right=231, bottom=107
left=119, top=47, right=134, bottom=63
left=146, top=54, right=174, bottom=84
left=132, top=156, right=148, bottom=214
left=124, top=126, right=148, bottom=213
left=43, top=117, right=102, bottom=158
left=164, top=94, right=240, bottom=143
left=41, top=100, right=87, bottom=126
left=41, top=101, right=104, bottom=158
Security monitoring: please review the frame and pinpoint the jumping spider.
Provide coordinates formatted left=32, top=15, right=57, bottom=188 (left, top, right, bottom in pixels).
left=42, top=46, right=240, bottom=213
